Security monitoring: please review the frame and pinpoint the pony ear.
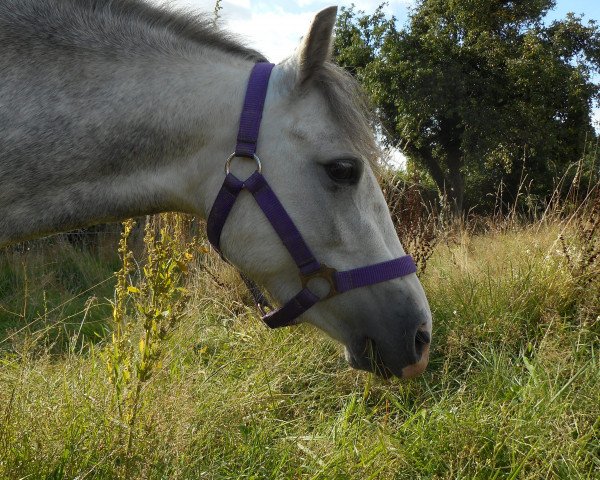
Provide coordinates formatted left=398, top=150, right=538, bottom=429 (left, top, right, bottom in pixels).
left=295, top=6, right=338, bottom=86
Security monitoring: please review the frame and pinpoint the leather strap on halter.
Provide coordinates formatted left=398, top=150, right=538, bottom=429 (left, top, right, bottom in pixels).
left=207, top=62, right=417, bottom=328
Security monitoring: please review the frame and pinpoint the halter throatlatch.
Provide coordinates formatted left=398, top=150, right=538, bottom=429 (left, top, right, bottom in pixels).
left=207, top=62, right=417, bottom=328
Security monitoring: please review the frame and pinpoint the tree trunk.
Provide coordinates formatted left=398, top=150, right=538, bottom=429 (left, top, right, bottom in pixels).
left=446, top=169, right=464, bottom=214
left=446, top=151, right=464, bottom=215
left=409, top=146, right=465, bottom=216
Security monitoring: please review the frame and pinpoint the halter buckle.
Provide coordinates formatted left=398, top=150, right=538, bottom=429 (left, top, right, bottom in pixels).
left=300, top=264, right=338, bottom=300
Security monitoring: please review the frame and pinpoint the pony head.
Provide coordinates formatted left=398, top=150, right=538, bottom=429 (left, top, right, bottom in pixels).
left=213, top=7, right=432, bottom=378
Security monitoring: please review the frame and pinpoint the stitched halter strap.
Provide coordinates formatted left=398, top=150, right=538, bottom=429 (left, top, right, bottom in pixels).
left=207, top=62, right=417, bottom=328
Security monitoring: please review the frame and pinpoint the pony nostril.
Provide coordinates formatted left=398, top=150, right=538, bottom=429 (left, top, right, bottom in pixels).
left=414, top=328, right=431, bottom=357
left=402, top=326, right=431, bottom=379
left=415, top=329, right=431, bottom=345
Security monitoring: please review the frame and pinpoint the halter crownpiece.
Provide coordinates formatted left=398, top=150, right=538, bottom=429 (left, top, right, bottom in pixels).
left=207, top=62, right=417, bottom=328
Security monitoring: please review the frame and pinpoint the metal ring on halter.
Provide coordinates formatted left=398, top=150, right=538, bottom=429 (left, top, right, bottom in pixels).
left=225, top=153, right=262, bottom=175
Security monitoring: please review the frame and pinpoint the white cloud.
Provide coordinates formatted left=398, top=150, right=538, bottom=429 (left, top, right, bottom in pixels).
left=384, top=147, right=408, bottom=170
left=226, top=9, right=314, bottom=61
left=225, top=0, right=251, bottom=8
left=296, top=0, right=412, bottom=9
left=295, top=0, right=413, bottom=16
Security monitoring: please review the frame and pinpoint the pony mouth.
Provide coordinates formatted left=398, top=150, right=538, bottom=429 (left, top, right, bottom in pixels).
left=344, top=333, right=431, bottom=379
left=344, top=338, right=395, bottom=379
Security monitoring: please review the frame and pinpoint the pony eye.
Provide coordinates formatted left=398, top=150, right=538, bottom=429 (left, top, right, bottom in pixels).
left=325, top=159, right=359, bottom=184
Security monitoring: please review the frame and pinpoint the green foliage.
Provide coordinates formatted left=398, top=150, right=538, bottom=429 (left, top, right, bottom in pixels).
left=334, top=1, right=600, bottom=213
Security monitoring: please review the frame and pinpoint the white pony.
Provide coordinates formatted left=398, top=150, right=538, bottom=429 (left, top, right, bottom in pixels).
left=0, top=1, right=431, bottom=378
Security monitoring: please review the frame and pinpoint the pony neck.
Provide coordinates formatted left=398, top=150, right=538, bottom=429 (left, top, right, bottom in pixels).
left=0, top=53, right=254, bottom=246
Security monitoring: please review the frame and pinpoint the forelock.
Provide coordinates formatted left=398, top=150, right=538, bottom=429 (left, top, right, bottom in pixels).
left=314, top=63, right=380, bottom=168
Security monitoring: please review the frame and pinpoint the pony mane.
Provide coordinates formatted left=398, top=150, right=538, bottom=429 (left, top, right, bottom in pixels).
left=1, top=0, right=267, bottom=61
left=316, top=63, right=381, bottom=168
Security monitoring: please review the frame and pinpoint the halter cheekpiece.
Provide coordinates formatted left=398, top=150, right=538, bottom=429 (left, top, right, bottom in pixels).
left=207, top=62, right=417, bottom=328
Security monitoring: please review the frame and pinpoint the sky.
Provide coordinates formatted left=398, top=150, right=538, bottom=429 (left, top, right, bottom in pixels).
left=154, top=1, right=600, bottom=63
left=151, top=0, right=600, bottom=145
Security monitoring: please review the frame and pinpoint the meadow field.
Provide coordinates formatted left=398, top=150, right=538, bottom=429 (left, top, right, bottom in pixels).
left=0, top=202, right=598, bottom=479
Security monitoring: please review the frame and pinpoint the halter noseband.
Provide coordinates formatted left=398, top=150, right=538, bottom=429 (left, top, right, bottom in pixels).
left=207, top=62, right=417, bottom=329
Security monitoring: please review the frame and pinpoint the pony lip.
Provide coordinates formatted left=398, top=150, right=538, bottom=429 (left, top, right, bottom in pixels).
left=345, top=330, right=431, bottom=379
left=345, top=338, right=394, bottom=378
left=402, top=346, right=430, bottom=378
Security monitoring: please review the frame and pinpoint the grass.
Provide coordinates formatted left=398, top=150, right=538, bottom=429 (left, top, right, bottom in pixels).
left=0, top=239, right=120, bottom=355
left=0, top=220, right=598, bottom=479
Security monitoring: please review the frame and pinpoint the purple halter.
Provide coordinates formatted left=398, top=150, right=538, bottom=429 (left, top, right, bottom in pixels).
left=207, top=62, right=417, bottom=329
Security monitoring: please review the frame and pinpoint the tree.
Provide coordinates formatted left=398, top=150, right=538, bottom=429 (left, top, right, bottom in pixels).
left=334, top=1, right=600, bottom=213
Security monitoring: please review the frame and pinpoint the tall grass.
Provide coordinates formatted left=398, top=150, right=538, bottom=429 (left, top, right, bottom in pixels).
left=0, top=188, right=598, bottom=478
left=0, top=237, right=120, bottom=356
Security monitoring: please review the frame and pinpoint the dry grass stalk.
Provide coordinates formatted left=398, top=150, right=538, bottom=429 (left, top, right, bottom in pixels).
left=380, top=171, right=440, bottom=274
